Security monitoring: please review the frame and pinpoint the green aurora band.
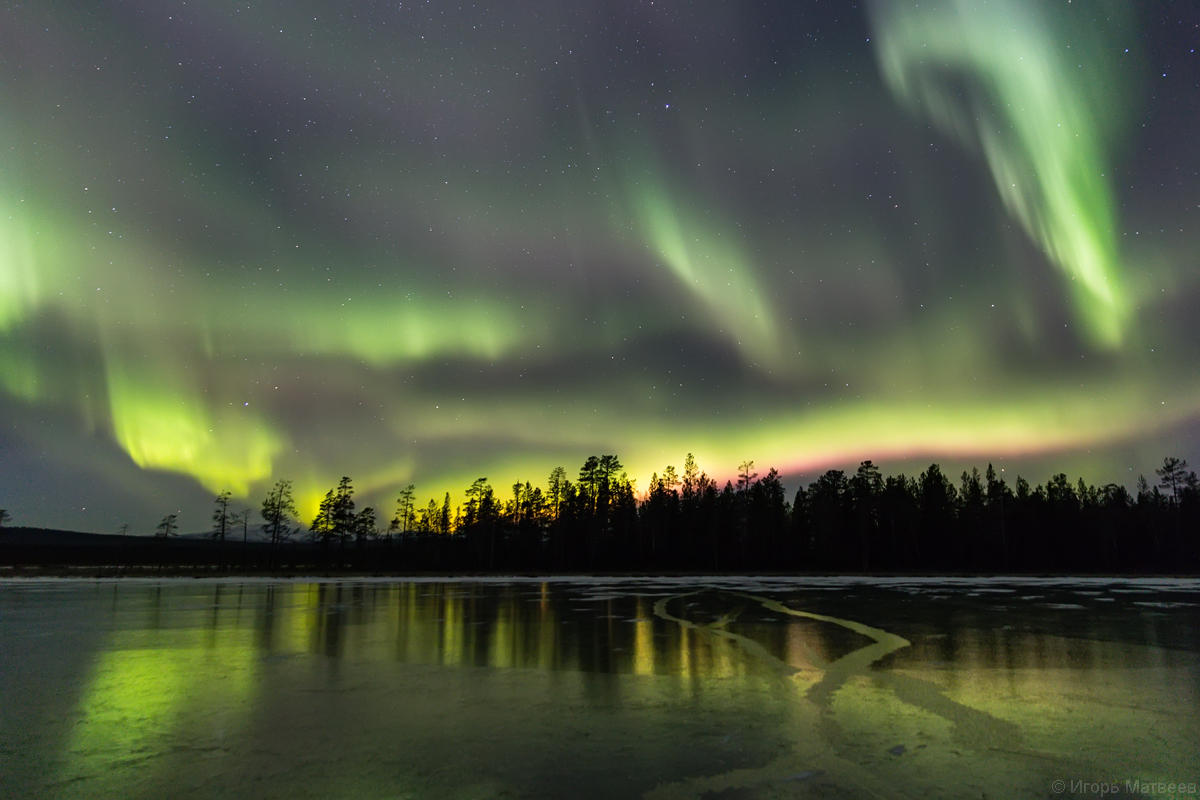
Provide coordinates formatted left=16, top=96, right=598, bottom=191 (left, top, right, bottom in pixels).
left=871, top=0, right=1131, bottom=347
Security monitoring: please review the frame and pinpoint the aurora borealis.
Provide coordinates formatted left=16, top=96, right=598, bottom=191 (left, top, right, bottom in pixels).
left=1, top=1, right=1197, bottom=531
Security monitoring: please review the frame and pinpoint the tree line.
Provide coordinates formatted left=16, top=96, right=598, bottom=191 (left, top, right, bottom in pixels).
left=159, top=453, right=1199, bottom=573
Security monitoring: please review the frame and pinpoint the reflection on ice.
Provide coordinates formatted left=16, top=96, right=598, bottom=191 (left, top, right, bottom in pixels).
left=0, top=577, right=1197, bottom=799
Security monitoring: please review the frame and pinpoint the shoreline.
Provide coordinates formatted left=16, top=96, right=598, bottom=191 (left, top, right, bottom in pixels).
left=3, top=566, right=1198, bottom=581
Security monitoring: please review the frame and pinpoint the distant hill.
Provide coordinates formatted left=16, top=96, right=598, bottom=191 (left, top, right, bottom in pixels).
left=0, top=527, right=134, bottom=546
left=0, top=526, right=264, bottom=544
left=0, top=526, right=285, bottom=569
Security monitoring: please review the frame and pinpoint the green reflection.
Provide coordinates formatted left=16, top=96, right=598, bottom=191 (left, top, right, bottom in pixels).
left=37, top=581, right=1200, bottom=799
left=61, top=589, right=258, bottom=795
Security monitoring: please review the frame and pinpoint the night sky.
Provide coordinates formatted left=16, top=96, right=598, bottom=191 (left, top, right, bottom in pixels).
left=2, top=1, right=1198, bottom=532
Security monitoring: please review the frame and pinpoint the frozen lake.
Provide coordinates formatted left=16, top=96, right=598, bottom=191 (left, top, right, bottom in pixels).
left=2, top=577, right=1198, bottom=798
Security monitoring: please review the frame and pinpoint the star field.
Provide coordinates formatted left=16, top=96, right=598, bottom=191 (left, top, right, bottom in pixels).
left=1, top=0, right=1198, bottom=530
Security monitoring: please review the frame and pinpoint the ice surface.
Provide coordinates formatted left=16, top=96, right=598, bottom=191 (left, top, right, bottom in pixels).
left=1, top=576, right=1198, bottom=799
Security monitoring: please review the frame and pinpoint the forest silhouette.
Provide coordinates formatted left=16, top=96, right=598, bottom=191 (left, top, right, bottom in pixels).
left=3, top=455, right=1197, bottom=573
